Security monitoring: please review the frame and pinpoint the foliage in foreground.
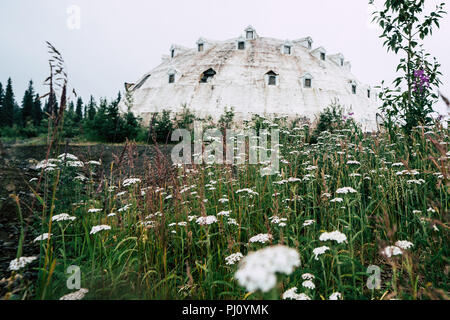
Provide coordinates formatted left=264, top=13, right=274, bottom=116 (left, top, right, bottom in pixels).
left=4, top=115, right=449, bottom=300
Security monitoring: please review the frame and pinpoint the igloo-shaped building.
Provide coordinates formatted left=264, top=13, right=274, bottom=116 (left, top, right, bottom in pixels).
left=122, top=26, right=378, bottom=130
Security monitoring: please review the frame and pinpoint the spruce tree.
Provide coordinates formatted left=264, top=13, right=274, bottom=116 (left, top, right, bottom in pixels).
left=21, top=80, right=35, bottom=126
left=2, top=78, right=16, bottom=127
left=87, top=95, right=97, bottom=121
left=32, top=94, right=43, bottom=126
left=75, top=97, right=83, bottom=122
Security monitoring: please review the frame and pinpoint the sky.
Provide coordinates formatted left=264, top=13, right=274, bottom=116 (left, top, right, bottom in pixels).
left=0, top=0, right=449, bottom=115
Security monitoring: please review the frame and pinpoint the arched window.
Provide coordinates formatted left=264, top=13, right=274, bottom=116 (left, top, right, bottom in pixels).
left=302, top=73, right=313, bottom=88
left=266, top=71, right=278, bottom=86
left=200, top=68, right=216, bottom=83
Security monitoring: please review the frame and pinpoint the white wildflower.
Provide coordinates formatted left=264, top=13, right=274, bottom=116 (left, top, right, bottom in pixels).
left=313, top=246, right=330, bottom=260
left=336, top=187, right=357, bottom=194
left=395, top=240, right=413, bottom=250
left=33, top=233, right=52, bottom=242
left=52, top=213, right=76, bottom=222
left=302, top=280, right=315, bottom=290
left=235, top=245, right=300, bottom=293
left=319, top=230, right=347, bottom=244
left=196, top=216, right=218, bottom=225
left=282, top=287, right=311, bottom=300
left=382, top=246, right=403, bottom=258
left=9, top=256, right=38, bottom=271
left=249, top=233, right=272, bottom=244
left=225, top=253, right=244, bottom=265
left=303, top=220, right=315, bottom=227
left=123, top=178, right=141, bottom=187
left=90, top=225, right=111, bottom=235
left=59, top=288, right=89, bottom=300
left=301, top=273, right=315, bottom=280
left=329, top=292, right=342, bottom=300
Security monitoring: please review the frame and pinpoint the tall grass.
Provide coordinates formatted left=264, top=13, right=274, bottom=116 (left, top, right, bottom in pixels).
left=6, top=115, right=448, bottom=300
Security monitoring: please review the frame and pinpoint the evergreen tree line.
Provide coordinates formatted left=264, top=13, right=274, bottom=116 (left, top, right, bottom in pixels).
left=0, top=78, right=142, bottom=143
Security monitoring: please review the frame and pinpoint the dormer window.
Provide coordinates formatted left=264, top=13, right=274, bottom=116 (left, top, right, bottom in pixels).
left=308, top=40, right=312, bottom=49
left=244, top=26, right=257, bottom=40
left=302, top=73, right=313, bottom=88
left=198, top=43, right=204, bottom=52
left=283, top=45, right=292, bottom=55
left=238, top=41, right=246, bottom=50
left=304, top=78, right=312, bottom=88
left=352, top=84, right=357, bottom=94
left=200, top=68, right=216, bottom=83
left=320, top=52, right=326, bottom=61
left=246, top=31, right=254, bottom=40
left=266, top=71, right=278, bottom=86
left=169, top=74, right=175, bottom=84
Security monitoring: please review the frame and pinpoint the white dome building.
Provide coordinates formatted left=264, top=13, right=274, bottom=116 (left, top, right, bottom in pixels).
left=122, top=26, right=378, bottom=130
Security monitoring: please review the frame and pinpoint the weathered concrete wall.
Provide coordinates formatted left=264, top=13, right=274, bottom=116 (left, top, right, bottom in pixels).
left=121, top=27, right=379, bottom=131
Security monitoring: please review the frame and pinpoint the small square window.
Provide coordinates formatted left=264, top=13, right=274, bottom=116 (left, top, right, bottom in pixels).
left=304, top=78, right=312, bottom=88
left=268, top=75, right=276, bottom=86
left=198, top=44, right=204, bottom=52
left=238, top=41, right=245, bottom=50
left=246, top=31, right=253, bottom=40
left=169, top=74, right=175, bottom=83
left=284, top=46, right=291, bottom=55
left=352, top=85, right=357, bottom=94
left=320, top=52, right=326, bottom=61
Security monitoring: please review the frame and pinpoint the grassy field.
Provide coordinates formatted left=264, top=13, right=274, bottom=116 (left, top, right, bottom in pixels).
left=4, top=117, right=449, bottom=300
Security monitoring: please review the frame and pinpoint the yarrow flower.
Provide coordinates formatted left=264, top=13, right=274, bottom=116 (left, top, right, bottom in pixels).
left=196, top=216, right=218, bottom=225
left=282, top=287, right=311, bottom=300
left=301, top=273, right=315, bottom=280
left=235, top=245, right=300, bottom=292
left=33, top=233, right=52, bottom=243
left=90, top=225, right=111, bottom=235
left=123, top=178, right=141, bottom=187
left=319, top=230, right=347, bottom=244
left=249, top=233, right=272, bottom=244
left=395, top=240, right=413, bottom=250
left=52, top=213, right=76, bottom=222
left=59, top=288, right=89, bottom=300
left=225, top=253, right=244, bottom=265
left=302, top=280, right=315, bottom=290
left=303, top=220, right=315, bottom=227
left=382, top=246, right=403, bottom=258
left=336, top=187, right=357, bottom=194
left=313, top=246, right=330, bottom=260
left=329, top=292, right=342, bottom=300
left=9, top=256, right=38, bottom=271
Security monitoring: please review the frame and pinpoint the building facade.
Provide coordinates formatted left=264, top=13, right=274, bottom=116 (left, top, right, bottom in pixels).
left=122, top=26, right=379, bottom=131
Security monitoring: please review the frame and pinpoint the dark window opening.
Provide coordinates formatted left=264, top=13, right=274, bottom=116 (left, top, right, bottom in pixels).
left=367, top=89, right=371, bottom=98
left=169, top=74, right=175, bottom=84
left=198, top=43, right=204, bottom=52
left=320, top=52, right=326, bottom=61
left=200, top=68, right=216, bottom=83
left=304, top=78, right=312, bottom=88
left=341, top=59, right=344, bottom=66
left=308, top=41, right=312, bottom=49
left=246, top=31, right=254, bottom=39
left=266, top=71, right=277, bottom=86
left=352, top=84, right=357, bottom=94
left=171, top=49, right=175, bottom=58
left=238, top=41, right=245, bottom=50
left=284, top=45, right=291, bottom=55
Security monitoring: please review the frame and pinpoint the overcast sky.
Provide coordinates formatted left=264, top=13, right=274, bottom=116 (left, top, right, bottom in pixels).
left=1, top=0, right=449, bottom=114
